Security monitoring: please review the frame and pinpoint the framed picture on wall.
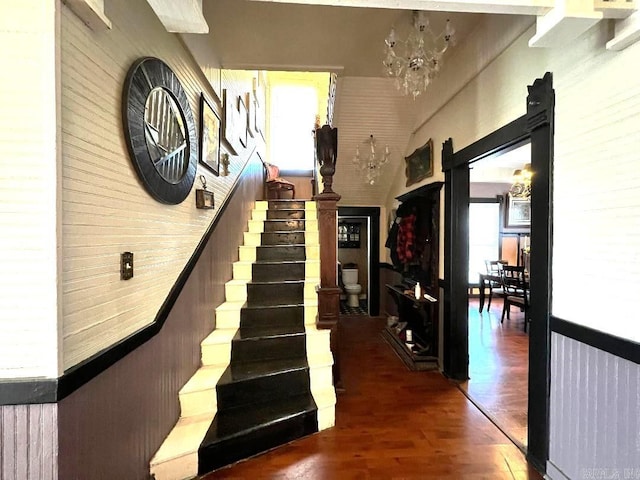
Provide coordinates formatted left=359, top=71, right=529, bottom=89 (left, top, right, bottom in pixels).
left=222, top=89, right=240, bottom=155
left=199, top=94, right=221, bottom=176
left=405, top=139, right=433, bottom=187
left=505, top=194, right=531, bottom=228
left=237, top=95, right=248, bottom=148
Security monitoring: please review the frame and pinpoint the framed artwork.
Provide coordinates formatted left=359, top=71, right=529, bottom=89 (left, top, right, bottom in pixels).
left=237, top=95, right=248, bottom=148
left=199, top=94, right=221, bottom=176
left=253, top=73, right=266, bottom=140
left=504, top=194, right=531, bottom=229
left=405, top=139, right=433, bottom=187
left=222, top=89, right=240, bottom=155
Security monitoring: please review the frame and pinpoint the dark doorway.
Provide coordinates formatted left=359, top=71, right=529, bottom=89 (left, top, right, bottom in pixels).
left=441, top=73, right=554, bottom=473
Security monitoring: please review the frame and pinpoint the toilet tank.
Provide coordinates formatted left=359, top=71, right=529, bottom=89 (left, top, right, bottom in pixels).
left=342, top=268, right=359, bottom=285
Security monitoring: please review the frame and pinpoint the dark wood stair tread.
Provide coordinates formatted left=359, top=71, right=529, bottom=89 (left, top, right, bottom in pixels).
left=220, top=357, right=309, bottom=384
left=236, top=324, right=305, bottom=340
left=204, top=393, right=317, bottom=440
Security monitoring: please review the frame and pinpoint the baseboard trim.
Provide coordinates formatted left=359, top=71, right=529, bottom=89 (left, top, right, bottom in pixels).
left=550, top=316, right=640, bottom=365
left=0, top=148, right=259, bottom=406
left=545, top=459, right=571, bottom=480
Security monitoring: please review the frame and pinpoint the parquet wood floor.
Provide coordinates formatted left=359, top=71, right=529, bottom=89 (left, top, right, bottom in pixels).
left=462, top=298, right=529, bottom=449
left=201, top=315, right=542, bottom=479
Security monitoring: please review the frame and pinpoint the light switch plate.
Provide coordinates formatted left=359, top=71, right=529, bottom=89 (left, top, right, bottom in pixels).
left=121, top=252, right=134, bottom=280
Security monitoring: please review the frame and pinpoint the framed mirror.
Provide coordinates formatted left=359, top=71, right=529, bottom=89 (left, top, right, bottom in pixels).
left=122, top=57, right=198, bottom=204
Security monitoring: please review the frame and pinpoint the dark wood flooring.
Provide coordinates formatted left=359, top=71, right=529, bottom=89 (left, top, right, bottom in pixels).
left=201, top=315, right=541, bottom=479
left=462, top=298, right=529, bottom=449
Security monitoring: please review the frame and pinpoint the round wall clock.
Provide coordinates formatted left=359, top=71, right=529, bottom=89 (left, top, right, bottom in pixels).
left=122, top=57, right=198, bottom=204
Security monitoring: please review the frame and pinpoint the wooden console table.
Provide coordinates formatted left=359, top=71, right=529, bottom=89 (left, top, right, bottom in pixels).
left=383, top=284, right=438, bottom=371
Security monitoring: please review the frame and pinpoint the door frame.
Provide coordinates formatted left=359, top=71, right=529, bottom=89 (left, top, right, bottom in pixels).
left=441, top=73, right=554, bottom=472
left=338, top=206, right=380, bottom=316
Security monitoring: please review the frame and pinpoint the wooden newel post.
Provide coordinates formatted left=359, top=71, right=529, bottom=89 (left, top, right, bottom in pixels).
left=314, top=125, right=342, bottom=388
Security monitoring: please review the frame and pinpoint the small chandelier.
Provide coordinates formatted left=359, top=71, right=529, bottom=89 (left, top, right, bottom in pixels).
left=383, top=11, right=456, bottom=99
left=510, top=163, right=532, bottom=198
left=353, top=134, right=391, bottom=185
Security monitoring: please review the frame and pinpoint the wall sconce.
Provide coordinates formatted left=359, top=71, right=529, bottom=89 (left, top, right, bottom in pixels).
left=195, top=175, right=215, bottom=209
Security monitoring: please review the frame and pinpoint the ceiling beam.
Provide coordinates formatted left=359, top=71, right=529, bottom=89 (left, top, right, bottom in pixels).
left=63, top=0, right=112, bottom=30
left=528, top=0, right=602, bottom=47
left=248, top=0, right=554, bottom=16
left=145, top=0, right=208, bottom=33
left=606, top=10, right=640, bottom=49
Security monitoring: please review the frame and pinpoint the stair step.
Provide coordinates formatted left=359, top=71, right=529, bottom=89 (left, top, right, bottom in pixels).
left=247, top=280, right=304, bottom=306
left=198, top=393, right=318, bottom=474
left=261, top=231, right=305, bottom=245
left=150, top=413, right=212, bottom=480
left=256, top=244, right=305, bottom=261
left=268, top=200, right=306, bottom=210
left=266, top=209, right=305, bottom=220
left=216, top=358, right=310, bottom=410
left=231, top=326, right=306, bottom=362
left=263, top=219, right=306, bottom=232
left=240, top=304, right=305, bottom=328
left=252, top=261, right=305, bottom=281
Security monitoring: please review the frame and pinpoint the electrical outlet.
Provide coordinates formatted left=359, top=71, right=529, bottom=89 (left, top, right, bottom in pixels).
left=121, top=252, right=134, bottom=280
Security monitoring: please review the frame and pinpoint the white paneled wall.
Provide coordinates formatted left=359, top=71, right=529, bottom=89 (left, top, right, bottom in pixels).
left=332, top=77, right=416, bottom=207
left=0, top=0, right=61, bottom=378
left=60, top=0, right=262, bottom=369
left=550, top=24, right=640, bottom=342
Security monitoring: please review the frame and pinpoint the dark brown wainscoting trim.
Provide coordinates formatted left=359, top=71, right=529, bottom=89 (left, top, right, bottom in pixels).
left=0, top=148, right=259, bottom=406
left=551, top=316, right=640, bottom=365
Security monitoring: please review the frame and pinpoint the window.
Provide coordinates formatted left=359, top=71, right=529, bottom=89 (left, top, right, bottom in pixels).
left=468, top=202, right=500, bottom=284
left=269, top=84, right=317, bottom=173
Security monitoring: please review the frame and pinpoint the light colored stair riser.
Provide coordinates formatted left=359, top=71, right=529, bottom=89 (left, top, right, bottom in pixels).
left=202, top=342, right=232, bottom=366
left=310, top=364, right=333, bottom=394
left=215, top=302, right=242, bottom=329
left=225, top=281, right=247, bottom=302
left=306, top=329, right=331, bottom=356
left=248, top=220, right=265, bottom=233
left=150, top=452, right=197, bottom=480
left=179, top=389, right=217, bottom=418
left=306, top=245, right=319, bottom=260
left=239, top=246, right=256, bottom=262
left=317, top=405, right=336, bottom=431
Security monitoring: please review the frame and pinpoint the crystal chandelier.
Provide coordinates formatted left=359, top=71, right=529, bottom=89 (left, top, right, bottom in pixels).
left=352, top=134, right=391, bottom=185
left=510, top=163, right=532, bottom=198
left=383, top=11, right=456, bottom=99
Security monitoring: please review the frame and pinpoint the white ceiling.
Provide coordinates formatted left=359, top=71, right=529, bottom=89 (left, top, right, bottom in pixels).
left=470, top=142, right=531, bottom=183
left=202, top=0, right=483, bottom=76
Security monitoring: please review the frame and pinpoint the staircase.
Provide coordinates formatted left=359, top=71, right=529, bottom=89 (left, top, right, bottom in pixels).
left=150, top=199, right=336, bottom=480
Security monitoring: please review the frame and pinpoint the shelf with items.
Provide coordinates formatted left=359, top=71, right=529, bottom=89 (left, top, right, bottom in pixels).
left=383, top=284, right=438, bottom=371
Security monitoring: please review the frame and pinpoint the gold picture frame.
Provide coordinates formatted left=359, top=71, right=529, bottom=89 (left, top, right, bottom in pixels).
left=405, top=139, right=433, bottom=187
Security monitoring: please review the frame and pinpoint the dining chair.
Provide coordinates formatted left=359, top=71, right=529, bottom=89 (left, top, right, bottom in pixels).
left=484, top=260, right=508, bottom=310
left=501, top=265, right=529, bottom=332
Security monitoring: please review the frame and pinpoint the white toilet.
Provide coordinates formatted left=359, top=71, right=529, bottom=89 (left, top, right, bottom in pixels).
left=342, top=267, right=362, bottom=308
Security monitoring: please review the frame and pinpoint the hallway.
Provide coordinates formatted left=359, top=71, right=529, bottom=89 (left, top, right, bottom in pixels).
left=202, top=316, right=542, bottom=479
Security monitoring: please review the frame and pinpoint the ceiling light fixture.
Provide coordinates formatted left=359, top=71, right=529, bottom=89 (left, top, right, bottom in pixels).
left=383, top=11, right=456, bottom=99
left=510, top=163, right=532, bottom=198
left=353, top=134, right=391, bottom=185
